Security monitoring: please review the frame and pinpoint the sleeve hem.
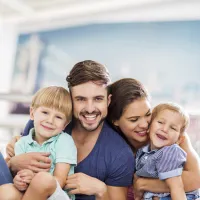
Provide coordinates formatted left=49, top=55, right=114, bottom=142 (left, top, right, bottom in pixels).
left=159, top=167, right=183, bottom=180
left=55, top=158, right=77, bottom=165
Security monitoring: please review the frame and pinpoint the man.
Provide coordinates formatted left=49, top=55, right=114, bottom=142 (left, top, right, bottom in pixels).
left=5, top=60, right=135, bottom=200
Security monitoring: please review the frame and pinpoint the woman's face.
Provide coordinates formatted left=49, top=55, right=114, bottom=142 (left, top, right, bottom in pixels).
left=114, top=98, right=151, bottom=149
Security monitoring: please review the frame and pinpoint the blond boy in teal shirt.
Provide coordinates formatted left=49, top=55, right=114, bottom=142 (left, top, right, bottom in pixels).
left=0, top=86, right=77, bottom=200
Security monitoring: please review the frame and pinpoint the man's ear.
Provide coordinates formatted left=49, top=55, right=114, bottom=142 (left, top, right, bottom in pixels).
left=176, top=135, right=185, bottom=145
left=30, top=107, right=34, bottom=120
left=64, top=121, right=70, bottom=130
left=107, top=94, right=112, bottom=106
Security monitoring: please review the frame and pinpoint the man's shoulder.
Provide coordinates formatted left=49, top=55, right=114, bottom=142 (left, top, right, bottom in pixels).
left=102, top=122, right=128, bottom=144
left=100, top=122, right=133, bottom=154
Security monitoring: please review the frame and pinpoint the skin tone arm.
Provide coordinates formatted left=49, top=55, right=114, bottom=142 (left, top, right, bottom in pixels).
left=16, top=163, right=71, bottom=200
left=65, top=172, right=128, bottom=200
left=54, top=163, right=70, bottom=188
left=9, top=152, right=51, bottom=174
left=5, top=136, right=51, bottom=173
left=134, top=133, right=200, bottom=193
left=14, top=169, right=35, bottom=191
left=165, top=176, right=186, bottom=200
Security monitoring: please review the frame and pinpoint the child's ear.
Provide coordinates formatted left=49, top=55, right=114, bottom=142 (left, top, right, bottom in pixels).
left=30, top=107, right=34, bottom=120
left=176, top=135, right=185, bottom=145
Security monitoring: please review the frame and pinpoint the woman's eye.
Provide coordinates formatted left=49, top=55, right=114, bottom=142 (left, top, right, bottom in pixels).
left=130, top=119, right=138, bottom=122
left=158, top=121, right=163, bottom=124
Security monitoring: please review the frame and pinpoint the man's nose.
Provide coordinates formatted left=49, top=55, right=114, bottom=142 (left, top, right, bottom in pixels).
left=85, top=100, right=95, bottom=113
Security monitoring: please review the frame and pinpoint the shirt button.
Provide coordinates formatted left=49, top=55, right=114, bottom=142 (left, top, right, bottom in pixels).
left=145, top=156, right=148, bottom=159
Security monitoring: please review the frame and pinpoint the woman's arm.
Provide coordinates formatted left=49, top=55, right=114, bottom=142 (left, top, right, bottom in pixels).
left=165, top=176, right=186, bottom=200
left=180, top=133, right=200, bottom=191
left=135, top=133, right=200, bottom=193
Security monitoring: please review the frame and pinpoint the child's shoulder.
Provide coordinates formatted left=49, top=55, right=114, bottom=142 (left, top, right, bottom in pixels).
left=162, top=144, right=183, bottom=151
left=58, top=131, right=73, bottom=139
left=161, top=144, right=186, bottom=156
left=56, top=131, right=75, bottom=144
left=55, top=131, right=76, bottom=152
left=16, top=134, right=30, bottom=144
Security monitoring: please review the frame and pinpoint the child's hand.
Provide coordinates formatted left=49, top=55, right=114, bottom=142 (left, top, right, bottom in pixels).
left=17, top=169, right=35, bottom=184
left=14, top=174, right=28, bottom=191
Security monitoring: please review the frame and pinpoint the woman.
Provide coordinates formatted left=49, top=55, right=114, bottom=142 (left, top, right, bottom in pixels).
left=107, top=78, right=200, bottom=200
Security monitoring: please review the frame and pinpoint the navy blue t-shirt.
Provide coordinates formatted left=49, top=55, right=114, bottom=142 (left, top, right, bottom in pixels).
left=23, top=120, right=135, bottom=200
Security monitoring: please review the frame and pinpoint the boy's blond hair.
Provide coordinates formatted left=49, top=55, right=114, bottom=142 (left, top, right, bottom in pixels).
left=151, top=102, right=190, bottom=134
left=31, top=86, right=72, bottom=121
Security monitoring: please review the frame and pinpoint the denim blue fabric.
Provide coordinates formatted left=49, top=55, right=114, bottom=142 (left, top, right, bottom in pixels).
left=160, top=194, right=200, bottom=200
left=0, top=153, right=13, bottom=185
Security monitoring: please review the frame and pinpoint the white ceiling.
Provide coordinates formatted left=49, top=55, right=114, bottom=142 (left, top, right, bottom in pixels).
left=0, top=0, right=200, bottom=32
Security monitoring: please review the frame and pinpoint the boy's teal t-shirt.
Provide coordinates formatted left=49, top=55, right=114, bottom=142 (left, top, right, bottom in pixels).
left=15, top=128, right=77, bottom=199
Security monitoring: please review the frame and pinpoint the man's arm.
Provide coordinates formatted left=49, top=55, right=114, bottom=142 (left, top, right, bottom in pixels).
left=135, top=134, right=200, bottom=193
left=66, top=173, right=128, bottom=200
left=9, top=152, right=51, bottom=174
left=107, top=186, right=128, bottom=200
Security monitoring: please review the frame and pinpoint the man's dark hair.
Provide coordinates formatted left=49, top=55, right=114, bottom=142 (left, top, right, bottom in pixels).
left=66, top=60, right=111, bottom=88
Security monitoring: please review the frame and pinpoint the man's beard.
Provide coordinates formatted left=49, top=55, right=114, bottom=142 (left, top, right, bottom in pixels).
left=72, top=115, right=106, bottom=132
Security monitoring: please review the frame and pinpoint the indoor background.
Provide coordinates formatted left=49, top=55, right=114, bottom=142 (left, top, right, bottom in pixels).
left=0, top=0, right=200, bottom=156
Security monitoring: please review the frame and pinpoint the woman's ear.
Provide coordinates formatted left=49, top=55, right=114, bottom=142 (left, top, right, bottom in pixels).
left=113, top=120, right=119, bottom=126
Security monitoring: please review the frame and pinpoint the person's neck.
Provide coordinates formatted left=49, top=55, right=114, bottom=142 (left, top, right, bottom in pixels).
left=34, top=134, right=47, bottom=145
left=72, top=121, right=104, bottom=145
left=129, top=140, right=148, bottom=155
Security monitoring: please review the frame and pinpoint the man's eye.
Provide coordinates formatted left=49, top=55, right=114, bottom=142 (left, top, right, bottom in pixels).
left=77, top=98, right=85, bottom=101
left=95, top=97, right=103, bottom=102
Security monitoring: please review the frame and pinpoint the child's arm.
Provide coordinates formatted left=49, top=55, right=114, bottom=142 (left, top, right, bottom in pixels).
left=14, top=169, right=35, bottom=191
left=134, top=136, right=200, bottom=193
left=54, top=133, right=77, bottom=188
left=165, top=176, right=186, bottom=200
left=53, top=163, right=70, bottom=188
